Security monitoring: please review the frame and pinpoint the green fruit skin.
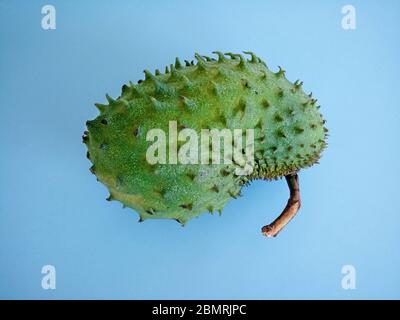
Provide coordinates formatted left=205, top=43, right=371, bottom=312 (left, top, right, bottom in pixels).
left=83, top=52, right=327, bottom=224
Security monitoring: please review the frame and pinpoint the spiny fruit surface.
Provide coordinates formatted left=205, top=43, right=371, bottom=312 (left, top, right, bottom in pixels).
left=83, top=51, right=327, bottom=224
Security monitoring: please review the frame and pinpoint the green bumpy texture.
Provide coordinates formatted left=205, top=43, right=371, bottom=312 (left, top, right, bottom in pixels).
left=83, top=51, right=327, bottom=224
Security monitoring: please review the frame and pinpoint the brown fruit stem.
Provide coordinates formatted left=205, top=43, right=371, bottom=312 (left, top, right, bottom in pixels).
left=261, top=173, right=301, bottom=237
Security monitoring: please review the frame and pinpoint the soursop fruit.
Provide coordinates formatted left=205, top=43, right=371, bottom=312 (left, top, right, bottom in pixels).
left=83, top=51, right=327, bottom=236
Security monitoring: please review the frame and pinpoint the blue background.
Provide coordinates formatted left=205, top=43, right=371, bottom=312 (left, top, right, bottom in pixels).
left=1, top=0, right=399, bottom=299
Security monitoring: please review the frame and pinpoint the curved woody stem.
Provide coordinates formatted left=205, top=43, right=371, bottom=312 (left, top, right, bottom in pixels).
left=262, top=173, right=301, bottom=238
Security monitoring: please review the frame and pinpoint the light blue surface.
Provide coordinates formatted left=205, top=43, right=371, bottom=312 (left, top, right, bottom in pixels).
left=1, top=0, right=399, bottom=299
